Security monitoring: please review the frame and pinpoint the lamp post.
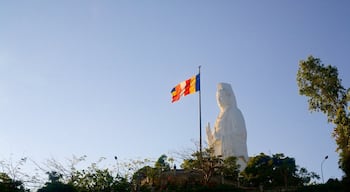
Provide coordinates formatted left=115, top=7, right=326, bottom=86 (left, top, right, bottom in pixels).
left=114, top=156, right=119, bottom=176
left=321, top=155, right=328, bottom=183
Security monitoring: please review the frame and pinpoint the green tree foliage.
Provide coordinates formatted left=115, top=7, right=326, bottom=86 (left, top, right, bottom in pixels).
left=242, top=153, right=319, bottom=189
left=297, top=178, right=347, bottom=192
left=132, top=154, right=174, bottom=190
left=272, top=154, right=298, bottom=188
left=69, top=164, right=130, bottom=192
left=242, top=153, right=273, bottom=188
left=155, top=154, right=171, bottom=172
left=222, top=156, right=240, bottom=184
left=132, top=165, right=156, bottom=185
left=0, top=172, right=28, bottom=192
left=297, top=55, right=350, bottom=178
left=182, top=148, right=219, bottom=184
left=297, top=167, right=319, bottom=185
left=47, top=171, right=63, bottom=183
left=181, top=148, right=238, bottom=185
left=297, top=56, right=347, bottom=119
left=37, top=171, right=76, bottom=192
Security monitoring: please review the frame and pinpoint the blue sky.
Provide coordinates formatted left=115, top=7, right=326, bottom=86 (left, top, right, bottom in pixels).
left=1, top=0, right=349, bottom=182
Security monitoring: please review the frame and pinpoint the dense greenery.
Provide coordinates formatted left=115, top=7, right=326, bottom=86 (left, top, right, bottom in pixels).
left=297, top=178, right=347, bottom=192
left=69, top=166, right=130, bottom=192
left=181, top=148, right=239, bottom=185
left=131, top=154, right=172, bottom=191
left=241, top=153, right=319, bottom=190
left=0, top=151, right=347, bottom=191
left=0, top=172, right=28, bottom=192
left=37, top=172, right=76, bottom=192
left=297, top=55, right=350, bottom=179
left=181, top=149, right=230, bottom=184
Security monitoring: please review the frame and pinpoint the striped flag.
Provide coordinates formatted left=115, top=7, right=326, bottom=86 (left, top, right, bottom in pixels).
left=171, top=74, right=200, bottom=103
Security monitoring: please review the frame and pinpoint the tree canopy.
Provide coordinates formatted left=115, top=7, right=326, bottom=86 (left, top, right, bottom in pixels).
left=181, top=148, right=239, bottom=185
left=0, top=172, right=28, bottom=192
left=297, top=55, right=350, bottom=178
left=37, top=171, right=76, bottom=192
left=242, top=153, right=319, bottom=190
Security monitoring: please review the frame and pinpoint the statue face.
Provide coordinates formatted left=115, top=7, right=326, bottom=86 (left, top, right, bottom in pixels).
left=216, top=83, right=236, bottom=109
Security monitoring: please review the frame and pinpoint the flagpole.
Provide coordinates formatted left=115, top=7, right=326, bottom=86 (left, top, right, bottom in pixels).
left=198, top=66, right=202, bottom=154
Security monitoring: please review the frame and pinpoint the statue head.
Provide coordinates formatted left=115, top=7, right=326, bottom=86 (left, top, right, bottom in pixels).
left=216, top=83, right=237, bottom=109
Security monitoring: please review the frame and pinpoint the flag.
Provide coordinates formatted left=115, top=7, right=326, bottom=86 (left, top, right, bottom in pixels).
left=171, top=74, right=200, bottom=103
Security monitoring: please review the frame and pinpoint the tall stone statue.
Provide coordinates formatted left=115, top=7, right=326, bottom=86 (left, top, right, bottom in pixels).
left=206, top=83, right=249, bottom=171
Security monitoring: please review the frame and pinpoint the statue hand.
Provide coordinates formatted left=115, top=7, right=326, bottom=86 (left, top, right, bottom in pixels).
left=206, top=124, right=214, bottom=145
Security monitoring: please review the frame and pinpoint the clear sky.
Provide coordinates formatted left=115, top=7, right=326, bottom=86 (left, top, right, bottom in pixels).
left=1, top=0, right=349, bottom=183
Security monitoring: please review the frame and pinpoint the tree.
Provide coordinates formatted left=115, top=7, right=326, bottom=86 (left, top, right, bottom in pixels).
left=130, top=154, right=178, bottom=191
left=69, top=165, right=130, bottom=192
left=242, top=153, right=273, bottom=188
left=37, top=171, right=76, bottom=192
left=0, top=172, right=28, bottom=192
left=132, top=165, right=156, bottom=186
left=271, top=154, right=297, bottom=188
left=242, top=153, right=319, bottom=190
left=297, top=55, right=350, bottom=178
left=154, top=154, right=170, bottom=172
left=181, top=148, right=224, bottom=184
left=297, top=167, right=319, bottom=185
left=222, top=156, right=240, bottom=185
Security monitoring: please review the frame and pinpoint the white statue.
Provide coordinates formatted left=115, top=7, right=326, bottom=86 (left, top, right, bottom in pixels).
left=206, top=83, right=249, bottom=171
